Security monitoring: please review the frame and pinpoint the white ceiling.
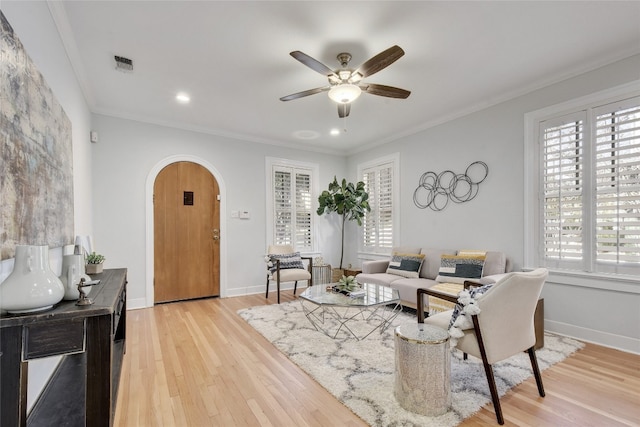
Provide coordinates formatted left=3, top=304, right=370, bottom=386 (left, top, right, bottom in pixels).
left=51, top=1, right=640, bottom=154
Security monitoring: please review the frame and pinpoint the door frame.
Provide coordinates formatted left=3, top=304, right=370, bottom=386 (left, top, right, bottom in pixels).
left=145, top=154, right=227, bottom=307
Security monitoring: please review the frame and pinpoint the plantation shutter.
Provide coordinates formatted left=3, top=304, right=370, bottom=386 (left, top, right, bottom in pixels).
left=273, top=166, right=313, bottom=251
left=540, top=112, right=585, bottom=269
left=362, top=163, right=394, bottom=253
left=593, top=98, right=640, bottom=271
left=362, top=170, right=377, bottom=249
left=295, top=172, right=312, bottom=250
left=273, top=169, right=292, bottom=246
left=378, top=166, right=393, bottom=249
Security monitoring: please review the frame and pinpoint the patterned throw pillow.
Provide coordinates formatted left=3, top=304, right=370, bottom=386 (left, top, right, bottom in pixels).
left=456, top=249, right=487, bottom=257
left=436, top=254, right=486, bottom=284
left=386, top=253, right=425, bottom=278
left=448, top=283, right=494, bottom=330
left=269, top=252, right=304, bottom=273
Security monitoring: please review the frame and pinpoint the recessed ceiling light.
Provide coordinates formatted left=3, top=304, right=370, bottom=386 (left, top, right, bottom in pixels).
left=330, top=129, right=340, bottom=136
left=293, top=130, right=320, bottom=140
left=176, top=93, right=190, bottom=103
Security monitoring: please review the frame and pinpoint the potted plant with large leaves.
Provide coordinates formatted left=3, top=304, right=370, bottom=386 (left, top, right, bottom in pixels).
left=317, top=177, right=370, bottom=277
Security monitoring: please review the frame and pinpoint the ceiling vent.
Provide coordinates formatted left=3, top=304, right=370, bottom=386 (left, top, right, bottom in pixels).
left=114, top=55, right=133, bottom=72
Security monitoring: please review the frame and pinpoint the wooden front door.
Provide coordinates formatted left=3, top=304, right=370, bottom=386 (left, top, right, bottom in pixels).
left=154, top=161, right=220, bottom=303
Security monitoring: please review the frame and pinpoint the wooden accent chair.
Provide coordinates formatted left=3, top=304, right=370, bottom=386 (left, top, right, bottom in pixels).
left=266, top=245, right=312, bottom=304
left=417, top=268, right=548, bottom=424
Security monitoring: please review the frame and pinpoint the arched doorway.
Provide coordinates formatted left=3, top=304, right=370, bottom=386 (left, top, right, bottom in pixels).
left=153, top=161, right=220, bottom=302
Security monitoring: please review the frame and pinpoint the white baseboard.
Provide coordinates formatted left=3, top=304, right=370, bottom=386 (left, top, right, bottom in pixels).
left=127, top=284, right=311, bottom=310
left=226, top=283, right=310, bottom=298
left=545, top=319, right=640, bottom=355
left=126, top=297, right=148, bottom=310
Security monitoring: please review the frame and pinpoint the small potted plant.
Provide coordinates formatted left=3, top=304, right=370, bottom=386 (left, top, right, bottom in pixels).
left=85, top=252, right=106, bottom=274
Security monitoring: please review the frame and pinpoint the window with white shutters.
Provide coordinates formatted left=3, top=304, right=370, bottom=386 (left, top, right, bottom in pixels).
left=540, top=112, right=585, bottom=269
left=273, top=169, right=293, bottom=246
left=295, top=172, right=312, bottom=249
left=536, top=95, right=640, bottom=276
left=360, top=155, right=398, bottom=254
left=594, top=100, right=640, bottom=272
left=267, top=159, right=317, bottom=253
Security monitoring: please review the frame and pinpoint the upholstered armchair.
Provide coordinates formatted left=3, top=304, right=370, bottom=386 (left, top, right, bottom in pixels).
left=416, top=268, right=548, bottom=425
left=266, top=245, right=313, bottom=304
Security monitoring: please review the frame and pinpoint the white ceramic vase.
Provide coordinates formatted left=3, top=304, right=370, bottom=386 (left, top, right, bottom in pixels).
left=60, top=254, right=92, bottom=300
left=0, top=245, right=65, bottom=313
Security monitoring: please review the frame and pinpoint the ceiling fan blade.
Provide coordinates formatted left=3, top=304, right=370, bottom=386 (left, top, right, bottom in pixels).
left=280, top=86, right=330, bottom=102
left=355, top=45, right=405, bottom=78
left=338, top=103, right=351, bottom=118
left=290, top=51, right=339, bottom=78
left=362, top=84, right=411, bottom=99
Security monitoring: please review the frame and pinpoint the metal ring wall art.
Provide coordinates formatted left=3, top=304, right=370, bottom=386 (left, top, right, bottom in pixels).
left=413, top=161, right=489, bottom=211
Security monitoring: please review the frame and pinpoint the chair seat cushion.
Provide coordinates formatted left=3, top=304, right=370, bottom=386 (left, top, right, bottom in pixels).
left=356, top=272, right=401, bottom=286
left=274, top=268, right=311, bottom=282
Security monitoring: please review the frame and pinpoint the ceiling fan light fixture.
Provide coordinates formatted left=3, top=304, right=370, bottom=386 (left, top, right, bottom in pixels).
left=328, top=83, right=362, bottom=104
left=348, top=72, right=363, bottom=83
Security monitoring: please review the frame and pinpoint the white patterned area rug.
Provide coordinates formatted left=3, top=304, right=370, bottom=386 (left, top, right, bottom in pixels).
left=238, top=301, right=584, bottom=427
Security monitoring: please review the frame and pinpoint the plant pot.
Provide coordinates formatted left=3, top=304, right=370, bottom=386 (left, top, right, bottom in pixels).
left=86, top=263, right=104, bottom=274
left=331, top=268, right=345, bottom=283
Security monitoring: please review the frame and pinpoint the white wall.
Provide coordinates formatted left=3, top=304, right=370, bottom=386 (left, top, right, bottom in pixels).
left=90, top=114, right=347, bottom=307
left=347, top=54, right=640, bottom=353
left=1, top=1, right=93, bottom=411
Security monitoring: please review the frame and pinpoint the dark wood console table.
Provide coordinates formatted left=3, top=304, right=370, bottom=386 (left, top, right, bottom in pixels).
left=0, top=268, right=127, bottom=427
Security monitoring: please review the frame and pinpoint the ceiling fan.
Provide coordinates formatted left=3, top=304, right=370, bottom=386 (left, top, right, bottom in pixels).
left=280, top=45, right=411, bottom=118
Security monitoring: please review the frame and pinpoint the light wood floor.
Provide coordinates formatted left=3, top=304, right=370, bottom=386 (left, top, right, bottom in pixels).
left=115, top=291, right=640, bottom=426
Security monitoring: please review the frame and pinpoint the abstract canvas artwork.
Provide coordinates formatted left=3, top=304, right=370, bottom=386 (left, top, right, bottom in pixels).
left=0, top=11, right=74, bottom=260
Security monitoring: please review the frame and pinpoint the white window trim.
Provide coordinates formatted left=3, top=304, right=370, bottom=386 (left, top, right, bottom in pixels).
left=265, top=157, right=319, bottom=254
left=524, top=80, right=640, bottom=289
left=357, top=153, right=400, bottom=259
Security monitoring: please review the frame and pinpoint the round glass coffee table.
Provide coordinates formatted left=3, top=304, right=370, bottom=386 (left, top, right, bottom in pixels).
left=299, top=282, right=402, bottom=340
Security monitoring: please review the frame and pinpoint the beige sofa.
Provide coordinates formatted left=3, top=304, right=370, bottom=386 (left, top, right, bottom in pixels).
left=355, top=247, right=510, bottom=311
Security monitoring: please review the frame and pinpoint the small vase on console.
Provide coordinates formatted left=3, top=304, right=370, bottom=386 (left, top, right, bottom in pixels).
left=0, top=245, right=65, bottom=313
left=60, top=254, right=92, bottom=300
